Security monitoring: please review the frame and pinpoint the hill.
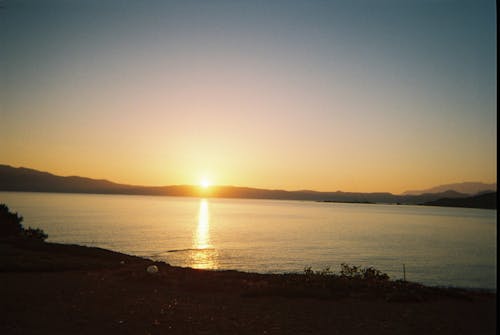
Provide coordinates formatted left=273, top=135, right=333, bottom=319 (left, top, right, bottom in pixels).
left=421, top=192, right=497, bottom=210
left=404, top=182, right=496, bottom=196
left=0, top=164, right=474, bottom=204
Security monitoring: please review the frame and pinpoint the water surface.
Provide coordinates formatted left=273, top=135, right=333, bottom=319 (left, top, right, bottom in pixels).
left=1, top=192, right=496, bottom=289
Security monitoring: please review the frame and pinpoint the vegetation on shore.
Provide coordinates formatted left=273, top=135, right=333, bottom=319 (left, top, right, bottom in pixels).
left=0, top=204, right=48, bottom=242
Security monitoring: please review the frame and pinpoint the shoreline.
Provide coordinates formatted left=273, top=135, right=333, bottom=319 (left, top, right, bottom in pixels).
left=7, top=239, right=496, bottom=292
left=2, top=188, right=496, bottom=210
left=36, top=239, right=500, bottom=292
left=1, top=240, right=496, bottom=334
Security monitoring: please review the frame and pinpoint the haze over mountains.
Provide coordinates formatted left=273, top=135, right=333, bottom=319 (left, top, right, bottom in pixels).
left=403, top=182, right=496, bottom=195
left=0, top=164, right=496, bottom=206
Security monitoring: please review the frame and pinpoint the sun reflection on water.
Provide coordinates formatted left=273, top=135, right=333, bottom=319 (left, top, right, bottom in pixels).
left=190, top=199, right=218, bottom=269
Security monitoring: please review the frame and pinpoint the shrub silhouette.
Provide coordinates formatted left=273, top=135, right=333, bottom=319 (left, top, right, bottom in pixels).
left=0, top=204, right=48, bottom=241
left=303, top=264, right=389, bottom=281
left=24, top=227, right=49, bottom=241
left=361, top=266, right=389, bottom=281
left=0, top=204, right=24, bottom=237
left=340, top=263, right=389, bottom=281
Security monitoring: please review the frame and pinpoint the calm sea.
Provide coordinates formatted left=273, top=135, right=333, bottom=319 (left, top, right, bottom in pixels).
left=1, top=192, right=496, bottom=289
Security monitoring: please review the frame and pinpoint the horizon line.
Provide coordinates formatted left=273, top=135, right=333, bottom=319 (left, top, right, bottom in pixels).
left=1, top=163, right=497, bottom=196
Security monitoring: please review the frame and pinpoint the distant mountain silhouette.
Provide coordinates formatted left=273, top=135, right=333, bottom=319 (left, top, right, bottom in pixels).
left=0, top=164, right=477, bottom=204
left=421, top=192, right=496, bottom=210
left=403, top=182, right=496, bottom=196
left=0, top=165, right=197, bottom=196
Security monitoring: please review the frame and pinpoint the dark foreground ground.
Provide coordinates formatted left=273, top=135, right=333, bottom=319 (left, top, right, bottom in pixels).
left=0, top=241, right=496, bottom=335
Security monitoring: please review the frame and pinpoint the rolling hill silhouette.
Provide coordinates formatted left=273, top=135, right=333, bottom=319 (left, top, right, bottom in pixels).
left=0, top=164, right=486, bottom=206
left=403, top=182, right=496, bottom=195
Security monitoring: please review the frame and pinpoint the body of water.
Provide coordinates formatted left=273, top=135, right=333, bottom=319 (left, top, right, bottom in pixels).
left=1, top=192, right=496, bottom=289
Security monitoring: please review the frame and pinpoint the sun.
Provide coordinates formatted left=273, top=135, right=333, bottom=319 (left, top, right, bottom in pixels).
left=200, top=178, right=212, bottom=188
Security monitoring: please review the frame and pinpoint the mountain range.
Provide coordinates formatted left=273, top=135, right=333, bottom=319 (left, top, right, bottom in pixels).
left=403, top=182, right=496, bottom=195
left=0, top=164, right=495, bottom=206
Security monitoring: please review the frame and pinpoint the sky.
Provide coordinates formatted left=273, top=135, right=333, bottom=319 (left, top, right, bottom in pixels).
left=0, top=0, right=496, bottom=193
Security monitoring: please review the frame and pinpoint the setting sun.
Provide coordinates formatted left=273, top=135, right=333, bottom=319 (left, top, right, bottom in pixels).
left=200, top=178, right=212, bottom=189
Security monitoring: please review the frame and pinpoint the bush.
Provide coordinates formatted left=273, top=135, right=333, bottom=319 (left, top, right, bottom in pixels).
left=340, top=263, right=389, bottom=281
left=340, top=263, right=362, bottom=278
left=24, top=227, right=49, bottom=241
left=0, top=204, right=24, bottom=237
left=361, top=266, right=389, bottom=281
left=0, top=204, right=48, bottom=241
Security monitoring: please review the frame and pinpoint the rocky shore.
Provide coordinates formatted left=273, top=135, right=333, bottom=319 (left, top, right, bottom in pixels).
left=0, top=240, right=496, bottom=335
